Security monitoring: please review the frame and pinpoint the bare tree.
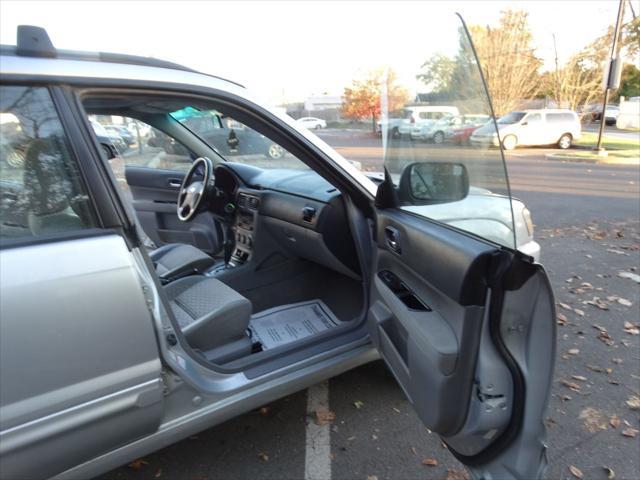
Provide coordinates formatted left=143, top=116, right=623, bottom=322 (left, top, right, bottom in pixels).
left=468, top=10, right=543, bottom=115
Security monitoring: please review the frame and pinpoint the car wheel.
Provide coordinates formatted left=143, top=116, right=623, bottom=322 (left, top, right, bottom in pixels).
left=391, top=127, right=400, bottom=139
left=502, top=135, right=517, bottom=151
left=433, top=131, right=445, bottom=144
left=5, top=150, right=25, bottom=168
left=557, top=133, right=572, bottom=150
left=266, top=143, right=285, bottom=159
left=315, top=124, right=321, bottom=130
left=101, top=144, right=114, bottom=159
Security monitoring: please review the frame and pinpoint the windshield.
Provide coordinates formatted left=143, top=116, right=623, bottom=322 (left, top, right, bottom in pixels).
left=170, top=106, right=310, bottom=170
left=497, top=112, right=526, bottom=124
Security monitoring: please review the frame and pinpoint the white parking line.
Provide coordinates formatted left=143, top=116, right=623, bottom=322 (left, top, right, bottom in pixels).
left=304, top=381, right=332, bottom=480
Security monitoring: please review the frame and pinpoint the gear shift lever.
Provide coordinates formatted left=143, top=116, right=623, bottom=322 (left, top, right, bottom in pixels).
left=223, top=223, right=235, bottom=267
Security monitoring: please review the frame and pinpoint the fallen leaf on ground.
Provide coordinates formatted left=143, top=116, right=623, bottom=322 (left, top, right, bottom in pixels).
left=557, top=313, right=568, bottom=325
left=258, top=452, right=269, bottom=462
left=604, top=466, right=616, bottom=479
left=410, top=446, right=417, bottom=455
left=622, top=428, right=639, bottom=438
left=585, top=297, right=609, bottom=310
left=610, top=416, right=621, bottom=428
left=366, top=475, right=378, bottom=480
left=558, top=302, right=572, bottom=311
left=617, top=271, right=640, bottom=283
left=617, top=297, right=632, bottom=307
left=446, top=468, right=469, bottom=480
left=612, top=358, right=623, bottom=364
left=154, top=468, right=162, bottom=478
left=561, top=379, right=581, bottom=391
left=623, top=322, right=640, bottom=335
left=314, top=409, right=336, bottom=426
left=571, top=375, right=588, bottom=382
left=574, top=308, right=585, bottom=316
left=392, top=407, right=401, bottom=413
left=569, top=465, right=584, bottom=479
left=568, top=348, right=580, bottom=355
left=579, top=407, right=608, bottom=432
left=259, top=406, right=270, bottom=416
left=353, top=400, right=364, bottom=409
left=625, top=396, right=640, bottom=410
left=597, top=330, right=615, bottom=346
left=127, top=459, right=149, bottom=470
left=422, top=458, right=438, bottom=466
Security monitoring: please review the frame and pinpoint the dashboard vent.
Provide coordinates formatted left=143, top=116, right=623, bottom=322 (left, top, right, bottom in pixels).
left=238, top=193, right=259, bottom=211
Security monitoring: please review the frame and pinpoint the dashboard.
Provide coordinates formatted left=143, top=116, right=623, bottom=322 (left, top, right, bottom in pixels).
left=212, top=162, right=360, bottom=278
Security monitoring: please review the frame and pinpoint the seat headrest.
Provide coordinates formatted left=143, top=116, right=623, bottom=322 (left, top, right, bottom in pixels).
left=23, top=137, right=72, bottom=216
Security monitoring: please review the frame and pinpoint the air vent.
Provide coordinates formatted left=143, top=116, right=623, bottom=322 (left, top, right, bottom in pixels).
left=247, top=196, right=260, bottom=210
left=238, top=193, right=259, bottom=211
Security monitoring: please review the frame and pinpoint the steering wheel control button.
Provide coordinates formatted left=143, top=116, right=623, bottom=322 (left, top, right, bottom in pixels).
left=224, top=202, right=236, bottom=214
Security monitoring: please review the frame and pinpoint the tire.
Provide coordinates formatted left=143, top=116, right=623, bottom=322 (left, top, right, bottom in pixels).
left=502, top=135, right=517, bottom=151
left=101, top=144, right=114, bottom=159
left=266, top=143, right=285, bottom=159
left=557, top=133, right=572, bottom=150
left=391, top=127, right=400, bottom=139
left=5, top=150, right=24, bottom=168
left=315, top=124, right=321, bottom=130
left=433, top=131, right=445, bottom=144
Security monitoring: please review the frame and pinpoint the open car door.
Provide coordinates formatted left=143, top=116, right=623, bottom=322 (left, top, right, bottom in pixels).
left=367, top=14, right=556, bottom=479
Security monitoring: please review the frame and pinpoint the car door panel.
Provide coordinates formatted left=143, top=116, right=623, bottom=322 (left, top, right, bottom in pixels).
left=369, top=209, right=495, bottom=434
left=369, top=207, right=556, bottom=477
left=125, top=166, right=222, bottom=254
left=0, top=234, right=163, bottom=479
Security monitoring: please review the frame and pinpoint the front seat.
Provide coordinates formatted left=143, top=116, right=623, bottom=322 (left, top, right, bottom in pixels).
left=164, top=276, right=252, bottom=359
left=149, top=243, right=217, bottom=284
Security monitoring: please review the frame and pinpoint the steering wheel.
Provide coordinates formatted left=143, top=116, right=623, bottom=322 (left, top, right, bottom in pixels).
left=177, top=157, right=213, bottom=222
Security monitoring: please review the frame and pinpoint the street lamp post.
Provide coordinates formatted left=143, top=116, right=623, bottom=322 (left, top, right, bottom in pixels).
left=594, top=0, right=626, bottom=154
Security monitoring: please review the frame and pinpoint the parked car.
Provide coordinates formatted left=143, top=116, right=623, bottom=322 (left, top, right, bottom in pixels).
left=296, top=117, right=327, bottom=130
left=105, top=125, right=135, bottom=145
left=377, top=105, right=460, bottom=138
left=449, top=115, right=492, bottom=145
left=90, top=121, right=124, bottom=158
left=581, top=104, right=620, bottom=125
left=411, top=114, right=491, bottom=144
left=0, top=24, right=556, bottom=480
left=173, top=108, right=286, bottom=159
left=471, top=109, right=581, bottom=150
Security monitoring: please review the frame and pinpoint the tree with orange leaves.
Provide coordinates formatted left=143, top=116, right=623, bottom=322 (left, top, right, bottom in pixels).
left=342, top=68, right=409, bottom=132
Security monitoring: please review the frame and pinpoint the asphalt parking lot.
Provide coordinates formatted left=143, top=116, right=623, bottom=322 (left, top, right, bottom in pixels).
left=99, top=129, right=639, bottom=480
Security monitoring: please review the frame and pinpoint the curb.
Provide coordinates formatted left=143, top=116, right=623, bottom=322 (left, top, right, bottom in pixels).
left=545, top=153, right=640, bottom=165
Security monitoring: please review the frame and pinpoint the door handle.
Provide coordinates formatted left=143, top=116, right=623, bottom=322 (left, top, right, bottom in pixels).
left=384, top=226, right=401, bottom=254
left=168, top=179, right=182, bottom=188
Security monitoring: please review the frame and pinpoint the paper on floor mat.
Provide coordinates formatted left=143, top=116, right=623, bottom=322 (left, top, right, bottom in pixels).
left=249, top=300, right=340, bottom=350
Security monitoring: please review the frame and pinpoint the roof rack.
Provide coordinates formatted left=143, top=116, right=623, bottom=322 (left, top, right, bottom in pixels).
left=6, top=25, right=245, bottom=88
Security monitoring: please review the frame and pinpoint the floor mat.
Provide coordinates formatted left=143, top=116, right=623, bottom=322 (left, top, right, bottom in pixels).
left=249, top=299, right=340, bottom=350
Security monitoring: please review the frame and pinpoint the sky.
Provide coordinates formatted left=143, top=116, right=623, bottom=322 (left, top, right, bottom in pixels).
left=0, top=1, right=635, bottom=105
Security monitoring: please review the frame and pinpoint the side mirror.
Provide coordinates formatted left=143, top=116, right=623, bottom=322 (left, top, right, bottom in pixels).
left=521, top=121, right=528, bottom=126
left=398, top=162, right=469, bottom=205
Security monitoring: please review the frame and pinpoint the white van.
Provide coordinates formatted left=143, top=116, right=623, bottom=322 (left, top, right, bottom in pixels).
left=470, top=109, right=581, bottom=150
left=376, top=105, right=460, bottom=137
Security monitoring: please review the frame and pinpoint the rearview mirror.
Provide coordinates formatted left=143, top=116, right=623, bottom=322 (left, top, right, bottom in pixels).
left=398, top=162, right=469, bottom=205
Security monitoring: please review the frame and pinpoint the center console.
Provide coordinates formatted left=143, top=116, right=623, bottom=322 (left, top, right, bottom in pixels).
left=231, top=191, right=259, bottom=265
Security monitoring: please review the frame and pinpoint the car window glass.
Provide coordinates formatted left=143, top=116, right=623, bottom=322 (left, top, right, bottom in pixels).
left=171, top=106, right=310, bottom=170
left=376, top=15, right=515, bottom=249
left=0, top=86, right=98, bottom=242
left=87, top=115, right=194, bottom=189
left=526, top=113, right=542, bottom=124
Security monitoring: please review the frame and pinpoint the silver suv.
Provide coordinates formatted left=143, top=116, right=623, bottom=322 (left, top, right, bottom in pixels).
left=0, top=24, right=556, bottom=480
